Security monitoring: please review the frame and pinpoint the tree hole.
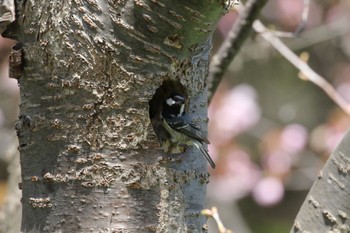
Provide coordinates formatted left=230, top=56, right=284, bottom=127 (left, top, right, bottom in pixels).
left=149, top=80, right=188, bottom=153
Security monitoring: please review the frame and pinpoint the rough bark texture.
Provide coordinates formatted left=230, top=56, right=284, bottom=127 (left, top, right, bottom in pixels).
left=291, top=129, right=350, bottom=233
left=3, top=0, right=226, bottom=232
left=0, top=0, right=15, bottom=33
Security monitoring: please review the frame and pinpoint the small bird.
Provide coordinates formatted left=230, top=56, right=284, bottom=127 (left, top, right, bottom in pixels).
left=161, top=94, right=216, bottom=169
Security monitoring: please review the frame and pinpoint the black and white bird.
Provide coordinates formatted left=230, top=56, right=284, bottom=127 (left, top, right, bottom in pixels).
left=161, top=94, right=216, bottom=169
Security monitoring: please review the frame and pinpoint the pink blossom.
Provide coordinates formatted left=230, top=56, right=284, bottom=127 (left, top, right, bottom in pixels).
left=265, top=151, right=291, bottom=175
left=252, top=177, right=284, bottom=206
left=280, top=124, right=308, bottom=154
left=209, top=84, right=261, bottom=145
left=207, top=149, right=261, bottom=201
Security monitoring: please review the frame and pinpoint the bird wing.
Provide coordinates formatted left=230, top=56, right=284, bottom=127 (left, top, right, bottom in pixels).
left=167, top=117, right=210, bottom=144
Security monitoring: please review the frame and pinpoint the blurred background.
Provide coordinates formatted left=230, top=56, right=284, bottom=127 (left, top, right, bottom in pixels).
left=207, top=0, right=350, bottom=232
left=0, top=0, right=350, bottom=232
left=0, top=36, right=20, bottom=233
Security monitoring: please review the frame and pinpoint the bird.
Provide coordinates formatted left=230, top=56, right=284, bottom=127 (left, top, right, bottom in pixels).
left=161, top=94, right=216, bottom=169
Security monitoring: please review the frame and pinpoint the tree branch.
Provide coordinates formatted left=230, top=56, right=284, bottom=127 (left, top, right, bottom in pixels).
left=290, top=129, right=350, bottom=232
left=202, top=207, right=234, bottom=233
left=271, top=0, right=310, bottom=38
left=208, top=0, right=268, bottom=102
left=253, top=20, right=350, bottom=116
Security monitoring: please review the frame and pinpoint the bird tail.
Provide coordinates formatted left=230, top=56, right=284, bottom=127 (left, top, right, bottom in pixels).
left=194, top=142, right=216, bottom=169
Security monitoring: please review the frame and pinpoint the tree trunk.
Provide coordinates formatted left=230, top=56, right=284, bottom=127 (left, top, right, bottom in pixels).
left=290, top=129, right=350, bottom=233
left=3, top=0, right=226, bottom=232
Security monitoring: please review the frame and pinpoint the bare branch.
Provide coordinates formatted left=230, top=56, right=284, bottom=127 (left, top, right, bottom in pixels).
left=295, top=0, right=310, bottom=35
left=202, top=207, right=234, bottom=233
left=271, top=0, right=310, bottom=38
left=208, top=0, right=268, bottom=102
left=253, top=20, right=350, bottom=116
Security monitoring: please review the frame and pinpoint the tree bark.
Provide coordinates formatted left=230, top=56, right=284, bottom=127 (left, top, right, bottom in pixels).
left=291, top=129, right=350, bottom=233
left=0, top=0, right=15, bottom=34
left=3, top=0, right=226, bottom=232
